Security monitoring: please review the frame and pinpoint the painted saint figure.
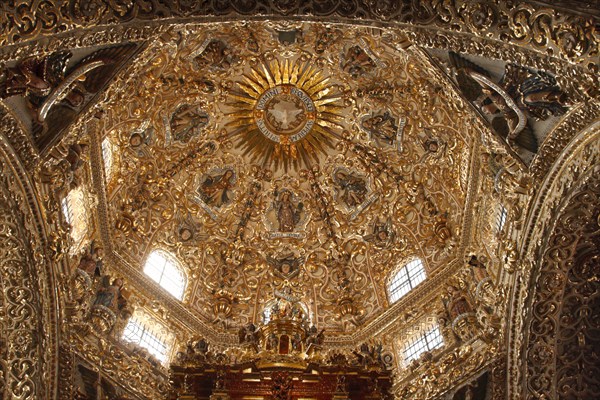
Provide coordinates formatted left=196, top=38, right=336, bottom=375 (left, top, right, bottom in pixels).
left=199, top=169, right=235, bottom=208
left=169, top=104, right=209, bottom=143
left=361, top=112, right=398, bottom=147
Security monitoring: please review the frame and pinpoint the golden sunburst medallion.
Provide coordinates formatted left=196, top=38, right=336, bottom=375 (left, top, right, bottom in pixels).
left=224, top=55, right=347, bottom=171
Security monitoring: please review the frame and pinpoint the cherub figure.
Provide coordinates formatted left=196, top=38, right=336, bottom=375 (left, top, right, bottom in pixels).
left=363, top=217, right=395, bottom=248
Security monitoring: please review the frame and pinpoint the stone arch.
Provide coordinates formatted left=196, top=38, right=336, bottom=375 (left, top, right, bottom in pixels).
left=524, top=173, right=600, bottom=399
left=510, top=118, right=600, bottom=399
left=0, top=130, right=60, bottom=398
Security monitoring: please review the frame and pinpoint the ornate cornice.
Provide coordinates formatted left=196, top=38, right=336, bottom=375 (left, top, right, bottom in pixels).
left=0, top=1, right=597, bottom=67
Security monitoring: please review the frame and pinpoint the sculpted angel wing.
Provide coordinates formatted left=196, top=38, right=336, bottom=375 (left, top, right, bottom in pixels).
left=449, top=51, right=490, bottom=102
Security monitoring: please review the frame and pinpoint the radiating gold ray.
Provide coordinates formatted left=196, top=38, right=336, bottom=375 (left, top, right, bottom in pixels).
left=295, top=65, right=315, bottom=88
left=314, top=96, right=343, bottom=107
left=229, top=94, right=257, bottom=105
left=262, top=61, right=276, bottom=88
left=311, top=87, right=333, bottom=99
left=224, top=110, right=254, bottom=119
left=304, top=75, right=329, bottom=95
left=237, top=81, right=262, bottom=97
left=272, top=60, right=283, bottom=85
left=225, top=118, right=254, bottom=128
left=290, top=63, right=301, bottom=85
left=319, top=112, right=346, bottom=123
left=248, top=69, right=269, bottom=90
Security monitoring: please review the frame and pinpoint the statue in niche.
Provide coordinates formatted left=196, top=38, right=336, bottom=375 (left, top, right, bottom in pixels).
left=442, top=285, right=473, bottom=320
left=169, top=104, right=209, bottom=143
left=76, top=242, right=104, bottom=277
left=333, top=169, right=368, bottom=208
left=198, top=169, right=235, bottom=208
left=194, top=39, right=238, bottom=71
left=363, top=217, right=395, bottom=248
left=274, top=189, right=303, bottom=232
left=341, top=45, right=376, bottom=78
left=238, top=323, right=259, bottom=346
left=468, top=255, right=489, bottom=283
left=314, top=27, right=341, bottom=54
left=361, top=111, right=398, bottom=147
left=93, top=276, right=125, bottom=312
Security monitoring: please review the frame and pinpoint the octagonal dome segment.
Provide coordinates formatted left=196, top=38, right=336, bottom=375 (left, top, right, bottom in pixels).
left=101, top=21, right=477, bottom=336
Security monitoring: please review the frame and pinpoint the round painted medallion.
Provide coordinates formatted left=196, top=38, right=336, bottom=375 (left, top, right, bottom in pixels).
left=254, top=85, right=316, bottom=143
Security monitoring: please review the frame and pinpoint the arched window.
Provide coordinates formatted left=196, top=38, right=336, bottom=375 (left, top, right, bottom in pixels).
left=402, top=323, right=444, bottom=363
left=61, top=187, right=89, bottom=250
left=144, top=250, right=186, bottom=300
left=496, top=205, right=508, bottom=233
left=388, top=258, right=426, bottom=303
left=101, top=137, right=113, bottom=182
left=122, top=313, right=171, bottom=363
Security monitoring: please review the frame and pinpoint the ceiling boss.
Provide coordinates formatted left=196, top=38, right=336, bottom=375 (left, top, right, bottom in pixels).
left=225, top=55, right=346, bottom=171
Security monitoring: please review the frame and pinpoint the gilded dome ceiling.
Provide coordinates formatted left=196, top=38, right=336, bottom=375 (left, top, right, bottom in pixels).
left=101, top=22, right=475, bottom=335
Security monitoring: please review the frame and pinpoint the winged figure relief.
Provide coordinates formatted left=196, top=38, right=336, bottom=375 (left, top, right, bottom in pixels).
left=449, top=51, right=566, bottom=153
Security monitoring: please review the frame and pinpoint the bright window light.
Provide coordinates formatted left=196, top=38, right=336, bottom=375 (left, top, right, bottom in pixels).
left=122, top=317, right=169, bottom=363
left=144, top=251, right=186, bottom=300
left=388, top=259, right=426, bottom=303
left=101, top=138, right=113, bottom=182
left=61, top=188, right=88, bottom=246
left=403, top=324, right=444, bottom=363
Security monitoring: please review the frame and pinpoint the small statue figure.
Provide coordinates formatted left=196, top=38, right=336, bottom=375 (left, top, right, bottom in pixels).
left=93, top=276, right=124, bottom=312
left=194, top=39, right=238, bottom=71
left=194, top=338, right=209, bottom=356
left=333, top=170, right=368, bottom=208
left=267, top=252, right=303, bottom=280
left=443, top=285, right=473, bottom=320
left=292, top=333, right=302, bottom=352
left=268, top=333, right=278, bottom=351
left=76, top=243, right=104, bottom=277
left=238, top=323, right=259, bottom=345
left=468, top=255, right=488, bottom=283
left=0, top=51, right=71, bottom=100
left=169, top=104, right=209, bottom=143
left=198, top=169, right=235, bottom=208
left=274, top=190, right=303, bottom=232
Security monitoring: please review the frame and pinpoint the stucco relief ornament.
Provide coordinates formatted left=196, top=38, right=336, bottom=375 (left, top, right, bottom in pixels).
left=165, top=104, right=209, bottom=144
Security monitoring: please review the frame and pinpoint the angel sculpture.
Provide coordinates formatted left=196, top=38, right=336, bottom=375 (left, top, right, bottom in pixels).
left=449, top=52, right=567, bottom=153
left=363, top=217, right=395, bottom=248
left=333, top=170, right=368, bottom=208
